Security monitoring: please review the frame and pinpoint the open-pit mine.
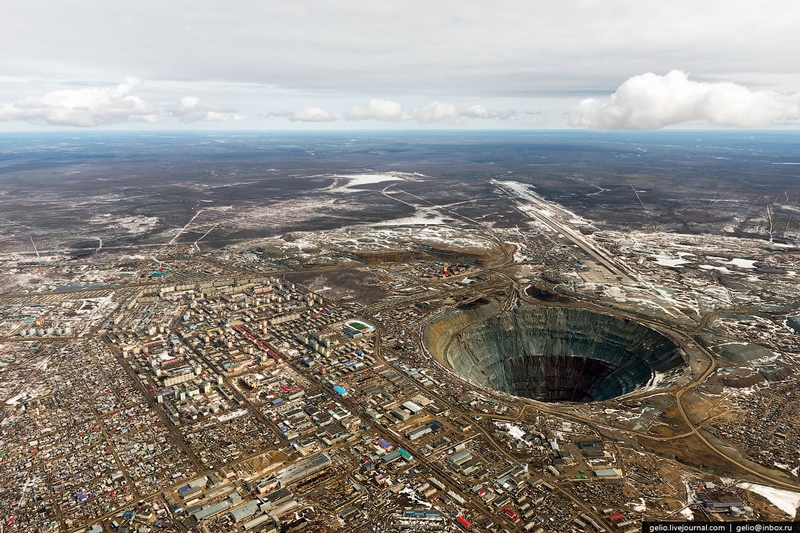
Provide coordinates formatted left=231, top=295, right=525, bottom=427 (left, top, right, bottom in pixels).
left=429, top=305, right=684, bottom=403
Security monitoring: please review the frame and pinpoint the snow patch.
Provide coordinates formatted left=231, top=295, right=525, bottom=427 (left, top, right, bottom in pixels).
left=736, top=482, right=800, bottom=518
left=399, top=486, right=432, bottom=509
left=728, top=258, right=757, bottom=269
left=605, top=286, right=626, bottom=302
left=90, top=214, right=160, bottom=234
left=332, top=173, right=404, bottom=191
left=374, top=215, right=446, bottom=226
left=498, top=422, right=526, bottom=441
left=699, top=265, right=733, bottom=274
left=630, top=498, right=647, bottom=512
left=653, top=256, right=690, bottom=267
left=5, top=392, right=28, bottom=406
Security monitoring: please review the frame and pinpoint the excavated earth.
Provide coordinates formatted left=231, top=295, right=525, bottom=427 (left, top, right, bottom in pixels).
left=426, top=303, right=685, bottom=403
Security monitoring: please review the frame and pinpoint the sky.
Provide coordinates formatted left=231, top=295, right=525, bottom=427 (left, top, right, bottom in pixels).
left=1, top=0, right=800, bottom=131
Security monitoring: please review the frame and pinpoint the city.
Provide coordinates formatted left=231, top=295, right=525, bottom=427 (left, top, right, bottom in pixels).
left=2, top=163, right=799, bottom=532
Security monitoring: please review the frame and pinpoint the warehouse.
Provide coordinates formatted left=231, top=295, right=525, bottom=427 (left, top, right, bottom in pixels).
left=273, top=453, right=331, bottom=487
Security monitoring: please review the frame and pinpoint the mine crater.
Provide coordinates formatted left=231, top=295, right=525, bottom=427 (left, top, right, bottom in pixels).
left=438, top=306, right=685, bottom=403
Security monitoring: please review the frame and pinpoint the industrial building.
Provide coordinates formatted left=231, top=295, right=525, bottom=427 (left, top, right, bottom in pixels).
left=273, top=452, right=331, bottom=487
left=697, top=489, right=744, bottom=510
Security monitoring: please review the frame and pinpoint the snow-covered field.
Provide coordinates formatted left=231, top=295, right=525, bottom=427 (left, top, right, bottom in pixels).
left=332, top=173, right=404, bottom=191
left=90, top=214, right=160, bottom=234
left=653, top=255, right=691, bottom=267
left=728, top=258, right=758, bottom=269
left=737, top=482, right=800, bottom=518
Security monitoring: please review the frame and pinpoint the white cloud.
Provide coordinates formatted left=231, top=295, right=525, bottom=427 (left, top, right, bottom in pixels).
left=344, top=99, right=465, bottom=124
left=345, top=100, right=531, bottom=124
left=462, top=105, right=516, bottom=120
left=569, top=70, right=800, bottom=130
left=169, top=96, right=243, bottom=123
left=344, top=99, right=409, bottom=121
left=3, top=3, right=800, bottom=131
left=0, top=79, right=157, bottom=127
left=523, top=112, right=547, bottom=126
left=412, top=101, right=460, bottom=123
left=284, top=106, right=336, bottom=122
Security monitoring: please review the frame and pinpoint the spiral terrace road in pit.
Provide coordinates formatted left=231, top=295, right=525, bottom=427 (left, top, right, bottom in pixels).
left=440, top=307, right=684, bottom=403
